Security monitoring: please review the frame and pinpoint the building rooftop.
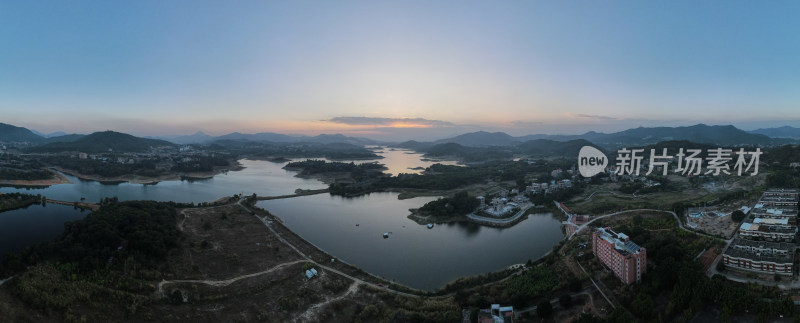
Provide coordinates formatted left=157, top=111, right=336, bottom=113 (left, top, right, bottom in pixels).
left=739, top=222, right=796, bottom=234
left=753, top=218, right=790, bottom=225
left=763, top=188, right=800, bottom=195
left=595, top=227, right=643, bottom=255
left=724, top=239, right=795, bottom=264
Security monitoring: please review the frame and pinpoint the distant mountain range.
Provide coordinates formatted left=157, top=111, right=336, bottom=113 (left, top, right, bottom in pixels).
left=2, top=122, right=800, bottom=152
left=749, top=126, right=800, bottom=139
left=30, top=129, right=69, bottom=138
left=153, top=131, right=381, bottom=146
left=431, top=124, right=794, bottom=148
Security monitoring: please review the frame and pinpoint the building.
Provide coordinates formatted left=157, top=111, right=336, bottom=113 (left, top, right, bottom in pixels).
left=737, top=219, right=796, bottom=242
left=592, top=227, right=646, bottom=285
left=478, top=304, right=514, bottom=323
left=759, top=189, right=799, bottom=207
left=526, top=182, right=548, bottom=193
left=722, top=239, right=794, bottom=276
left=750, top=206, right=798, bottom=219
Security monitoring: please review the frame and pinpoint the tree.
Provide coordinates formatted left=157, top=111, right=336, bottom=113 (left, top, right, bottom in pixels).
left=631, top=293, right=654, bottom=319
left=559, top=294, right=573, bottom=308
left=632, top=214, right=644, bottom=226
left=568, top=277, right=582, bottom=292
left=731, top=210, right=746, bottom=222
left=537, top=300, right=553, bottom=318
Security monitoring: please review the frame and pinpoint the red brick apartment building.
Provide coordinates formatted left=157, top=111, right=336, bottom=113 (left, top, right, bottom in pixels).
left=592, top=227, right=647, bottom=285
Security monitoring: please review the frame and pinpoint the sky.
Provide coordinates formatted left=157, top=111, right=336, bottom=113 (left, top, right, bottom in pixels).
left=2, top=1, right=800, bottom=141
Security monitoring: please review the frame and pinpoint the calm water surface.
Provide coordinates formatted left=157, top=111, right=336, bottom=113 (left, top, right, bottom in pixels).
left=0, top=159, right=327, bottom=203
left=336, top=148, right=462, bottom=176
left=0, top=204, right=88, bottom=259
left=0, top=149, right=564, bottom=289
left=257, top=193, right=563, bottom=290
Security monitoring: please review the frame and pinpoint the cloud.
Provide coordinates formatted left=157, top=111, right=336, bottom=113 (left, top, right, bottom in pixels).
left=326, top=116, right=455, bottom=128
left=565, top=112, right=619, bottom=121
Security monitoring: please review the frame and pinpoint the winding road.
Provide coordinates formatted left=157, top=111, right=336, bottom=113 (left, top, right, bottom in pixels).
left=565, top=207, right=707, bottom=240
left=235, top=200, right=428, bottom=299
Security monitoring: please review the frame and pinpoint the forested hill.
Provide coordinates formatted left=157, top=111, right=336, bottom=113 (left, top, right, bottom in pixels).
left=26, top=131, right=175, bottom=153
left=0, top=200, right=182, bottom=276
left=0, top=123, right=44, bottom=143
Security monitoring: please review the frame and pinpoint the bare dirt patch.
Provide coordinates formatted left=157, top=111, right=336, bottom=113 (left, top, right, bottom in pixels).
left=167, top=204, right=303, bottom=280
left=687, top=212, right=740, bottom=238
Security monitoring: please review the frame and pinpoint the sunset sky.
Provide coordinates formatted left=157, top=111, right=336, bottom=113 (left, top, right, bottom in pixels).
left=2, top=1, right=800, bottom=140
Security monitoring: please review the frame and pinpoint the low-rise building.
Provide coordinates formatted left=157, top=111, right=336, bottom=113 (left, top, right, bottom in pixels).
left=592, top=227, right=646, bottom=285
left=759, top=189, right=799, bottom=208
left=478, top=304, right=514, bottom=323
left=722, top=239, right=794, bottom=276
left=737, top=220, right=797, bottom=242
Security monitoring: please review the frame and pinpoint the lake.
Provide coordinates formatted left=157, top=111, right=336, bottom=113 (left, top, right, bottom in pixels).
left=0, top=204, right=88, bottom=259
left=0, top=148, right=565, bottom=289
left=0, top=159, right=328, bottom=204
left=257, top=193, right=564, bottom=290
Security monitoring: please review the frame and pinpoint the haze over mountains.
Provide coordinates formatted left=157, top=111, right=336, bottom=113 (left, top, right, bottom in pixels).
left=1, top=122, right=800, bottom=150
left=429, top=124, right=794, bottom=148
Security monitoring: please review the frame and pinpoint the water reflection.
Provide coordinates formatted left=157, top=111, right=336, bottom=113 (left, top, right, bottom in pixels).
left=257, top=192, right=563, bottom=290
left=0, top=204, right=87, bottom=259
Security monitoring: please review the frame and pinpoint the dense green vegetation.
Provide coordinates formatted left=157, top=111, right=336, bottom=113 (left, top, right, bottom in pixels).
left=417, top=191, right=480, bottom=217
left=596, top=218, right=794, bottom=321
left=0, top=156, right=53, bottom=180
left=37, top=155, right=232, bottom=178
left=285, top=159, right=385, bottom=180
left=0, top=193, right=42, bottom=212
left=420, top=143, right=514, bottom=162
left=766, top=169, right=800, bottom=188
left=617, top=176, right=670, bottom=194
left=502, top=266, right=559, bottom=304
left=25, top=131, right=175, bottom=153
left=169, top=155, right=230, bottom=172
left=528, top=184, right=585, bottom=205
left=211, top=140, right=381, bottom=159
left=731, top=209, right=746, bottom=222
left=0, top=201, right=186, bottom=320
left=1, top=201, right=181, bottom=277
left=406, top=139, right=598, bottom=162
left=331, top=160, right=553, bottom=196
left=40, top=155, right=165, bottom=178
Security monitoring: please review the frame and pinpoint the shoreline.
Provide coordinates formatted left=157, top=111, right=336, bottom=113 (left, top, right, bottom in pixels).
left=0, top=170, right=72, bottom=187
left=406, top=203, right=542, bottom=228
left=246, top=199, right=560, bottom=295
left=48, top=161, right=245, bottom=185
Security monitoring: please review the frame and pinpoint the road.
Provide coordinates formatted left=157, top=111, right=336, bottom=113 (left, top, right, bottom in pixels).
left=235, top=199, right=430, bottom=299
left=0, top=276, right=13, bottom=287
left=45, top=198, right=99, bottom=211
left=156, top=260, right=307, bottom=295
left=565, top=207, right=719, bottom=241
left=256, top=189, right=329, bottom=200
left=157, top=199, right=597, bottom=303
left=576, top=261, right=617, bottom=310
left=465, top=203, right=533, bottom=225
